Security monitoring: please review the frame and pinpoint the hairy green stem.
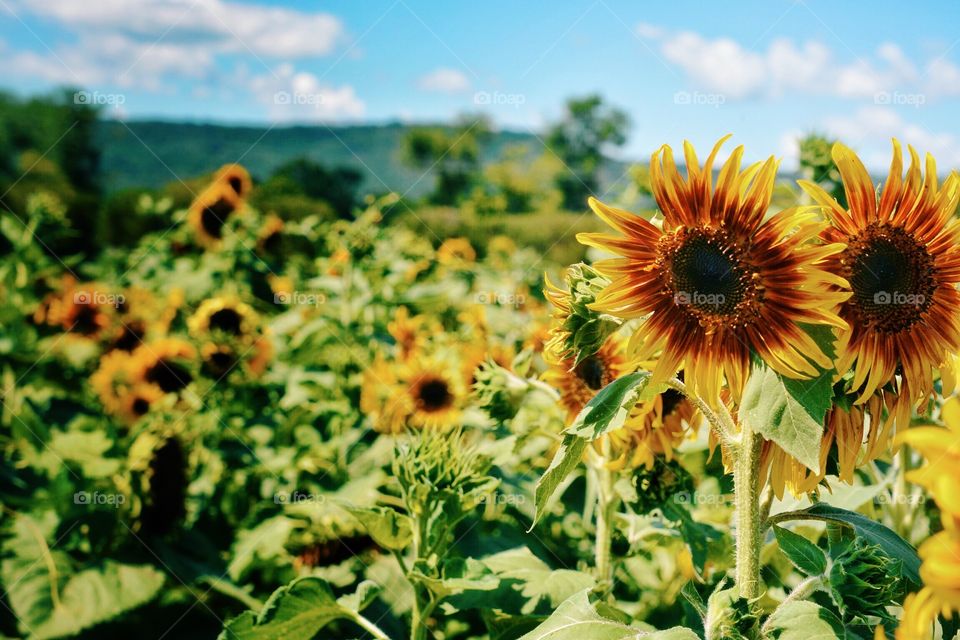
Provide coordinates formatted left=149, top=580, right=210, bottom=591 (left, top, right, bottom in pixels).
left=734, top=420, right=763, bottom=603
left=760, top=575, right=824, bottom=634
left=593, top=455, right=618, bottom=594
left=346, top=610, right=392, bottom=640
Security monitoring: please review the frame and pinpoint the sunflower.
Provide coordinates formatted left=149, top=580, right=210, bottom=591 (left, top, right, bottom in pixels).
left=187, top=297, right=260, bottom=343
left=128, top=338, right=196, bottom=394
left=361, top=357, right=410, bottom=434
left=578, top=136, right=848, bottom=400
left=800, top=141, right=960, bottom=426
left=898, top=395, right=960, bottom=527
left=606, top=387, right=698, bottom=470
left=117, top=383, right=166, bottom=424
left=402, top=356, right=465, bottom=431
left=91, top=350, right=137, bottom=416
left=387, top=306, right=437, bottom=361
left=897, top=532, right=960, bottom=639
left=35, top=278, right=114, bottom=338
left=187, top=183, right=242, bottom=247
left=257, top=214, right=284, bottom=254
left=214, top=163, right=252, bottom=199
left=542, top=335, right=629, bottom=422
left=437, top=237, right=476, bottom=265
left=108, top=286, right=179, bottom=352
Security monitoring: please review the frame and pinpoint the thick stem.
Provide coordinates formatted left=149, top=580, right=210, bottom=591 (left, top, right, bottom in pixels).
left=347, top=611, right=392, bottom=640
left=594, top=461, right=618, bottom=593
left=734, top=420, right=763, bottom=602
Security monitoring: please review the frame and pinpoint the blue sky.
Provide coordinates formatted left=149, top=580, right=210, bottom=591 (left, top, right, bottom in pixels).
left=2, top=0, right=960, bottom=169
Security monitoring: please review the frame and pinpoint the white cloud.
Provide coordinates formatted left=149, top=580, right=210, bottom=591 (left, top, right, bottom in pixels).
left=249, top=64, right=365, bottom=122
left=417, top=68, right=471, bottom=94
left=642, top=23, right=955, bottom=102
left=823, top=106, right=960, bottom=168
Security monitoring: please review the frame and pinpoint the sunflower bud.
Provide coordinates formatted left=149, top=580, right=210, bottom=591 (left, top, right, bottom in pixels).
left=544, top=263, right=621, bottom=366
left=828, top=540, right=903, bottom=624
left=472, top=360, right=531, bottom=422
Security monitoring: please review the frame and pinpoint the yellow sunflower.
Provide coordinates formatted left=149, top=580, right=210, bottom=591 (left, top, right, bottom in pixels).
left=128, top=338, right=196, bottom=394
left=800, top=141, right=960, bottom=427
left=117, top=383, right=166, bottom=424
left=387, top=306, right=438, bottom=361
left=607, top=388, right=698, bottom=470
left=91, top=350, right=137, bottom=416
left=543, top=335, right=630, bottom=422
left=578, top=136, right=848, bottom=400
left=437, top=237, right=476, bottom=265
left=361, top=356, right=410, bottom=435
left=898, top=395, right=960, bottom=527
left=402, top=356, right=465, bottom=431
left=187, top=183, right=242, bottom=247
left=35, top=278, right=114, bottom=338
left=213, top=163, right=252, bottom=199
left=187, top=297, right=260, bottom=343
left=256, top=214, right=284, bottom=254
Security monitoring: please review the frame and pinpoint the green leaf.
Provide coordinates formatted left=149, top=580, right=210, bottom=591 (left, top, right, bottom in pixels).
left=661, top=502, right=722, bottom=573
left=410, top=557, right=499, bottom=600
left=773, top=526, right=827, bottom=576
left=1, top=512, right=165, bottom=639
left=740, top=362, right=832, bottom=471
left=342, top=504, right=413, bottom=551
left=336, top=580, right=381, bottom=613
left=516, top=589, right=657, bottom=640
left=764, top=600, right=844, bottom=639
left=531, top=434, right=586, bottom=528
left=219, top=577, right=371, bottom=640
left=479, top=547, right=596, bottom=614
left=566, top=372, right=652, bottom=440
left=772, top=503, right=920, bottom=586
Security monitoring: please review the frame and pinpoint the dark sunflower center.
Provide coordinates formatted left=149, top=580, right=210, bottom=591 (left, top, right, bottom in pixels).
left=145, top=360, right=192, bottom=393
left=73, top=304, right=102, bottom=335
left=208, top=308, right=243, bottom=334
left=660, top=388, right=683, bottom=416
left=845, top=225, right=935, bottom=333
left=417, top=378, right=452, bottom=412
left=574, top=356, right=606, bottom=391
left=205, top=350, right=237, bottom=376
left=114, top=323, right=145, bottom=351
left=200, top=197, right=235, bottom=239
left=227, top=176, right=244, bottom=196
left=669, top=233, right=749, bottom=316
left=132, top=397, right=150, bottom=416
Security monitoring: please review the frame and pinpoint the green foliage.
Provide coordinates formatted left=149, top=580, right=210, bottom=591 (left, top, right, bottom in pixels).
left=546, top=94, right=629, bottom=209
left=773, top=526, right=827, bottom=576
left=402, top=115, right=491, bottom=204
left=798, top=133, right=844, bottom=206
left=763, top=600, right=844, bottom=639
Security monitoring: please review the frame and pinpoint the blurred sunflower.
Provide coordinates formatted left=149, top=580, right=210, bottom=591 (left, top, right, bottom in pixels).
left=898, top=396, right=960, bottom=527
left=361, top=356, right=409, bottom=435
left=402, top=355, right=465, bottom=430
left=606, top=388, right=698, bottom=470
left=387, top=306, right=437, bottom=360
left=35, top=278, right=114, bottom=338
left=187, top=183, right=242, bottom=247
left=213, top=163, right=252, bottom=199
left=437, top=237, right=476, bottom=265
left=108, top=286, right=181, bottom=351
left=256, top=214, right=284, bottom=254
left=117, top=383, right=166, bottom=424
left=800, top=141, right=960, bottom=426
left=187, top=297, right=260, bottom=343
left=578, top=136, right=848, bottom=400
left=91, top=350, right=136, bottom=416
left=129, top=338, right=196, bottom=394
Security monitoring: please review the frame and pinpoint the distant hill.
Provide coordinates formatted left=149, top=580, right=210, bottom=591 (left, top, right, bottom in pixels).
left=97, top=120, right=620, bottom=197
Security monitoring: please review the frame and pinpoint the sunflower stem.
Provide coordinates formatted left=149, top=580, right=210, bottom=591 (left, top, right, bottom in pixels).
left=591, top=439, right=619, bottom=595
left=663, top=378, right=735, bottom=449
left=734, top=419, right=764, bottom=606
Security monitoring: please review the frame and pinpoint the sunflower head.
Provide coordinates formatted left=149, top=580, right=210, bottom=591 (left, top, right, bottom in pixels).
left=404, top=357, right=464, bottom=431
left=578, top=136, right=848, bottom=400
left=36, top=279, right=115, bottom=338
left=437, top=237, right=476, bottom=265
left=214, top=163, right=252, bottom=199
left=129, top=338, right=196, bottom=394
left=801, top=140, right=960, bottom=421
left=604, top=385, right=698, bottom=470
left=257, top=214, right=285, bottom=254
left=187, top=297, right=259, bottom=343
left=187, top=183, right=242, bottom=247
left=543, top=334, right=630, bottom=422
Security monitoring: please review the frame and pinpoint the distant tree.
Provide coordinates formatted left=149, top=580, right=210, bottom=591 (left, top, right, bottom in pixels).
left=257, top=158, right=363, bottom=218
left=546, top=95, right=629, bottom=210
left=798, top=133, right=844, bottom=206
left=402, top=115, right=490, bottom=205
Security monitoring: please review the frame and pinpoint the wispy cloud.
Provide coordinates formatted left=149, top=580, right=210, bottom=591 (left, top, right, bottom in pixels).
left=417, top=67, right=471, bottom=94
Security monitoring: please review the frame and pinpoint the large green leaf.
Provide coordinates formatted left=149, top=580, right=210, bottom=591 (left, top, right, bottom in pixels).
left=764, top=600, right=844, bottom=639
left=532, top=373, right=653, bottom=527
left=479, top=548, right=596, bottom=614
left=566, top=372, right=652, bottom=440
left=1, top=512, right=165, bottom=640
left=773, top=526, right=827, bottom=576
left=740, top=362, right=832, bottom=471
left=343, top=504, right=413, bottom=551
left=219, top=577, right=373, bottom=640
left=517, top=589, right=693, bottom=640
left=771, top=503, right=920, bottom=586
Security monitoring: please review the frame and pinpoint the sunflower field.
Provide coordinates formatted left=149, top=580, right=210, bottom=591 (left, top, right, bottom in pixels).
left=2, top=134, right=960, bottom=640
